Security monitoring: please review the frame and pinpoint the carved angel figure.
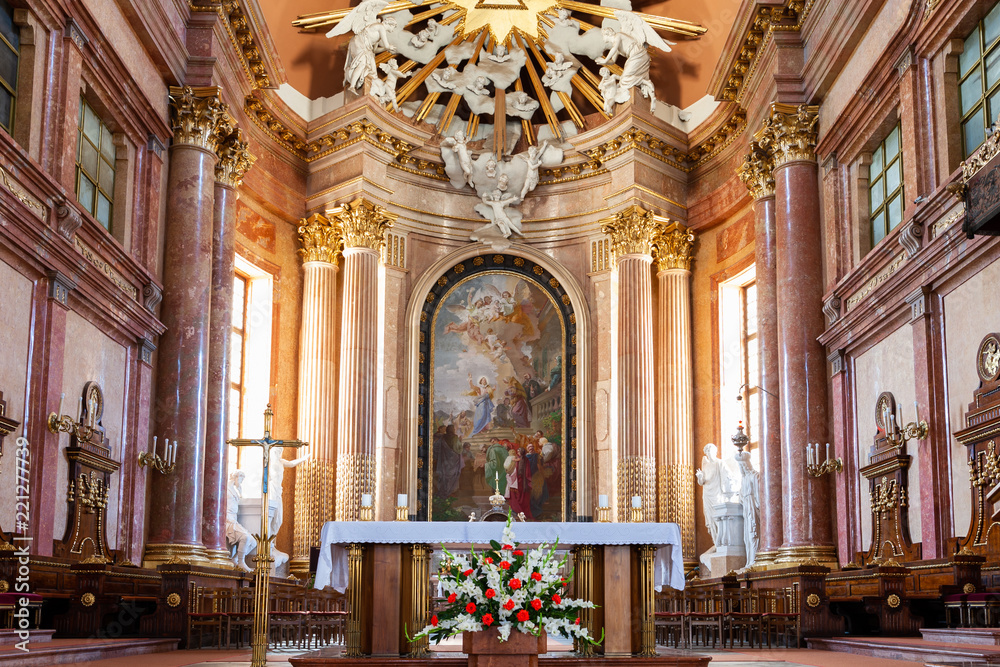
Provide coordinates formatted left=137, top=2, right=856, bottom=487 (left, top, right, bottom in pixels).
left=541, top=52, right=573, bottom=88
left=468, top=75, right=491, bottom=96
left=225, top=471, right=256, bottom=572
left=441, top=131, right=475, bottom=187
left=480, top=189, right=521, bottom=237
left=431, top=67, right=459, bottom=90
left=596, top=10, right=673, bottom=113
left=518, top=141, right=549, bottom=200
left=487, top=44, right=511, bottom=63
left=598, top=67, right=619, bottom=116
left=553, top=7, right=575, bottom=27
left=371, top=58, right=412, bottom=110
left=507, top=90, right=539, bottom=117
left=326, top=0, right=398, bottom=90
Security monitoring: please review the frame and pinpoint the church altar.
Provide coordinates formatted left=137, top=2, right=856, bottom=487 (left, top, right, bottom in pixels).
left=312, top=521, right=684, bottom=658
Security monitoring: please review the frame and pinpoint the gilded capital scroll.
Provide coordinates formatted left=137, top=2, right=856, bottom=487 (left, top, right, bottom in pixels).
left=756, top=103, right=820, bottom=168
left=652, top=222, right=696, bottom=272
left=215, top=129, right=256, bottom=188
left=601, top=205, right=660, bottom=259
left=297, top=213, right=342, bottom=264
left=332, top=198, right=397, bottom=251
left=737, top=140, right=776, bottom=200
left=168, top=86, right=230, bottom=151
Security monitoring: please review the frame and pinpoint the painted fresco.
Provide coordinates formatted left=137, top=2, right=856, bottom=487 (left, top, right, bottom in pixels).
left=430, top=271, right=565, bottom=521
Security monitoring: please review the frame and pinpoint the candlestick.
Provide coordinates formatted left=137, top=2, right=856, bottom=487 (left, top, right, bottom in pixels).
left=631, top=496, right=642, bottom=508
left=361, top=493, right=373, bottom=507
left=598, top=494, right=608, bottom=508
left=397, top=494, right=407, bottom=507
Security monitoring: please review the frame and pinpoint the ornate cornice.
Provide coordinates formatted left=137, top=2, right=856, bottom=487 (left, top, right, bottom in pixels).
left=168, top=86, right=230, bottom=151
left=331, top=198, right=397, bottom=252
left=737, top=139, right=775, bottom=200
left=962, top=114, right=1000, bottom=182
left=652, top=222, right=696, bottom=272
left=601, top=205, right=660, bottom=259
left=215, top=129, right=256, bottom=187
left=190, top=0, right=272, bottom=89
left=755, top=103, right=820, bottom=168
left=297, top=213, right=342, bottom=265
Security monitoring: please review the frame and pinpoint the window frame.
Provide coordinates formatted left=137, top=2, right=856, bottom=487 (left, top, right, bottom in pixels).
left=0, top=0, right=19, bottom=133
left=740, top=281, right=760, bottom=450
left=75, top=96, right=117, bottom=232
left=959, top=2, right=1000, bottom=158
left=868, top=123, right=905, bottom=247
left=230, top=271, right=250, bottom=469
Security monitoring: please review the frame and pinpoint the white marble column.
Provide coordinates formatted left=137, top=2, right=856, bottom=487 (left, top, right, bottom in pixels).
left=292, top=214, right=341, bottom=576
left=653, top=223, right=696, bottom=558
left=333, top=199, right=396, bottom=521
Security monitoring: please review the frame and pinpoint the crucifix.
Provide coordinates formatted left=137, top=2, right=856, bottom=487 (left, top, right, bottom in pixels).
left=227, top=404, right=308, bottom=667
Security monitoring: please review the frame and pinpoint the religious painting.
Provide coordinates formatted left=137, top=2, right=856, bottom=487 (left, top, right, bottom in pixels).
left=426, top=266, right=570, bottom=522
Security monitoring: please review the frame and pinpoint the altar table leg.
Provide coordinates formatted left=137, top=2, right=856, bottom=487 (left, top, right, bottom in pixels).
left=403, top=544, right=432, bottom=657
left=572, top=545, right=595, bottom=657
left=372, top=544, right=402, bottom=657
left=345, top=543, right=368, bottom=657
left=603, top=545, right=632, bottom=657
left=635, top=545, right=657, bottom=656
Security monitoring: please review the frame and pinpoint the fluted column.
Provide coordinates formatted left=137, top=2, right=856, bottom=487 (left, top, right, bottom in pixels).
left=202, top=129, right=255, bottom=567
left=653, top=223, right=696, bottom=558
left=145, top=86, right=229, bottom=567
left=759, top=104, right=836, bottom=565
left=602, top=207, right=657, bottom=521
left=737, top=140, right=782, bottom=566
left=292, top=214, right=342, bottom=575
left=334, top=199, right=396, bottom=521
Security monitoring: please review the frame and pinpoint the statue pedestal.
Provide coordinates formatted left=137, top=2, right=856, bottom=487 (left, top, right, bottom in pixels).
left=705, top=501, right=747, bottom=578
left=237, top=500, right=276, bottom=569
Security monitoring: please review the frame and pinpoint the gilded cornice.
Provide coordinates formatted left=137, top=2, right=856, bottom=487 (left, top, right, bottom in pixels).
left=168, top=86, right=230, bottom=151
left=737, top=140, right=775, bottom=200
left=755, top=103, right=820, bottom=168
left=215, top=129, right=256, bottom=187
left=601, top=205, right=659, bottom=259
left=297, top=213, right=342, bottom=265
left=332, top=198, right=397, bottom=251
left=190, top=0, right=272, bottom=89
left=962, top=114, right=1000, bottom=182
left=652, top=222, right=696, bottom=272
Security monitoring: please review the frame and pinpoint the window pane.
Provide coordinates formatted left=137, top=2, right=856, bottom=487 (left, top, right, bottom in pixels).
left=887, top=193, right=903, bottom=230
left=228, top=388, right=242, bottom=438
left=886, top=125, right=900, bottom=158
left=871, top=145, right=883, bottom=174
left=870, top=176, right=885, bottom=209
left=0, top=0, right=17, bottom=51
left=873, top=211, right=887, bottom=245
left=963, top=30, right=983, bottom=75
left=98, top=158, right=114, bottom=191
left=962, top=67, right=984, bottom=115
left=96, top=193, right=111, bottom=229
left=989, top=88, right=1000, bottom=124
left=0, top=44, right=17, bottom=90
left=965, top=110, right=987, bottom=156
left=987, top=3, right=1000, bottom=49
left=0, top=88, right=10, bottom=131
left=230, top=331, right=243, bottom=372
left=232, top=277, right=246, bottom=328
left=988, top=44, right=1000, bottom=89
left=81, top=140, right=99, bottom=177
left=83, top=103, right=100, bottom=142
left=747, top=342, right=759, bottom=381
left=100, top=129, right=115, bottom=160
left=886, top=158, right=902, bottom=194
left=78, top=175, right=96, bottom=213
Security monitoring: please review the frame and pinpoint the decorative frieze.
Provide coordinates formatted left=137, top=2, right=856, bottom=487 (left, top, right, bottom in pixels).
left=0, top=165, right=46, bottom=219
left=601, top=205, right=659, bottom=258
left=652, top=222, right=696, bottom=272
left=73, top=237, right=139, bottom=301
left=297, top=213, right=342, bottom=264
left=737, top=140, right=775, bottom=200
left=332, top=198, right=397, bottom=252
left=844, top=252, right=907, bottom=311
left=168, top=86, right=230, bottom=151
left=756, top=103, right=820, bottom=167
left=214, top=129, right=256, bottom=187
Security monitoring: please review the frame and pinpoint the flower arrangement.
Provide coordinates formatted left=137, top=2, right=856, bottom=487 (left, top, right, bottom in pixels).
left=412, top=518, right=600, bottom=645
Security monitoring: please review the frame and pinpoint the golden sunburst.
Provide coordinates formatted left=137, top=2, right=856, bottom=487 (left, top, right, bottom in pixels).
left=449, top=0, right=556, bottom=43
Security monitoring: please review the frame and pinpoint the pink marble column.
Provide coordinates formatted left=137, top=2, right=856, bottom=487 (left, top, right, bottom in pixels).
left=765, top=104, right=836, bottom=564
left=292, top=214, right=341, bottom=575
left=653, top=224, right=696, bottom=557
left=737, top=143, right=782, bottom=565
left=202, top=132, right=254, bottom=567
left=144, top=87, right=228, bottom=567
left=333, top=200, right=395, bottom=521
left=602, top=207, right=657, bottom=521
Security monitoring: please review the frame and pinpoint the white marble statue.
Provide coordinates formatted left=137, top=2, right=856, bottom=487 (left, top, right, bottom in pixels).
left=599, top=67, right=619, bottom=116
left=371, top=58, right=411, bottom=110
left=507, top=91, right=539, bottom=119
left=409, top=18, right=439, bottom=48
left=736, top=451, right=761, bottom=569
left=326, top=0, right=398, bottom=90
left=517, top=140, right=548, bottom=200
left=441, top=131, right=474, bottom=187
left=541, top=52, right=573, bottom=88
left=487, top=44, right=511, bottom=63
left=476, top=189, right=521, bottom=237
left=695, top=443, right=724, bottom=547
left=431, top=67, right=459, bottom=90
left=225, top=471, right=256, bottom=572
left=468, top=75, right=491, bottom=96
left=596, top=10, right=673, bottom=113
left=553, top=7, right=576, bottom=27
left=267, top=449, right=309, bottom=574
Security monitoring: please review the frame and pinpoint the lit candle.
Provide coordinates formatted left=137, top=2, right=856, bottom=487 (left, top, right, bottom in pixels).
left=361, top=493, right=373, bottom=507
left=631, top=496, right=642, bottom=509
left=598, top=494, right=609, bottom=508
left=397, top=494, right=407, bottom=507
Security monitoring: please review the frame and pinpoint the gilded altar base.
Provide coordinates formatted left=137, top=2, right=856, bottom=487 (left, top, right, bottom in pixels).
left=142, top=542, right=211, bottom=569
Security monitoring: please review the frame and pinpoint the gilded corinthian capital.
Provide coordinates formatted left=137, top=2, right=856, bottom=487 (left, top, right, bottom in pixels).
left=737, top=140, right=775, bottom=200
left=331, top=198, right=397, bottom=251
left=652, top=222, right=696, bottom=272
left=601, top=205, right=660, bottom=259
left=215, top=129, right=256, bottom=188
left=168, top=86, right=230, bottom=151
left=756, top=103, right=820, bottom=168
left=298, top=213, right=342, bottom=264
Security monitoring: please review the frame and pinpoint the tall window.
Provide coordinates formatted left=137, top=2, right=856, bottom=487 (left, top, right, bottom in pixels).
left=719, top=266, right=759, bottom=468
left=229, top=273, right=249, bottom=467
left=960, top=1, right=1000, bottom=157
left=741, top=282, right=759, bottom=451
left=870, top=124, right=904, bottom=246
left=76, top=98, right=116, bottom=230
left=0, top=0, right=18, bottom=132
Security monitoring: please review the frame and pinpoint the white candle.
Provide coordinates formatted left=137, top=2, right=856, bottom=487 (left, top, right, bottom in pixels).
left=361, top=493, right=373, bottom=507
left=914, top=401, right=920, bottom=424
left=806, top=443, right=812, bottom=465
left=598, top=494, right=609, bottom=508
left=171, top=441, right=177, bottom=465
left=58, top=392, right=65, bottom=416
left=397, top=494, right=407, bottom=507
left=165, top=439, right=170, bottom=461
left=78, top=396, right=83, bottom=419
left=826, top=443, right=830, bottom=462
left=631, top=496, right=642, bottom=508
left=152, top=436, right=157, bottom=457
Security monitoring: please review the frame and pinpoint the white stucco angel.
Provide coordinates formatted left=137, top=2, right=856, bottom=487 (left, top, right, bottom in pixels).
left=487, top=44, right=511, bottom=63
left=478, top=189, right=521, bottom=237
left=553, top=7, right=576, bottom=27
left=518, top=140, right=549, bottom=200
left=371, top=58, right=411, bottom=110
left=430, top=67, right=459, bottom=90
left=507, top=90, right=539, bottom=118
left=441, top=131, right=474, bottom=187
left=326, top=0, right=398, bottom=90
left=267, top=448, right=309, bottom=574
left=541, top=52, right=573, bottom=88
left=225, top=471, right=256, bottom=572
left=598, top=67, right=619, bottom=116
left=468, top=75, right=491, bottom=96
left=596, top=10, right=674, bottom=113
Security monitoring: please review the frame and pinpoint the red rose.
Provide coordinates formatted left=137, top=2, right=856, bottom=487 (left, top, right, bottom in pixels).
left=509, top=578, right=522, bottom=590
left=513, top=550, right=524, bottom=556
left=502, top=544, right=513, bottom=550
left=499, top=561, right=511, bottom=570
left=574, top=617, right=580, bottom=625
left=485, top=557, right=494, bottom=564
left=517, top=609, right=530, bottom=622
left=531, top=598, right=542, bottom=611
left=503, top=599, right=515, bottom=610
left=463, top=569, right=473, bottom=576
left=486, top=588, right=496, bottom=599
left=466, top=602, right=477, bottom=614
left=447, top=593, right=457, bottom=603
left=431, top=615, right=439, bottom=626
left=482, top=613, right=494, bottom=626
left=531, top=572, right=542, bottom=581
left=552, top=594, right=562, bottom=604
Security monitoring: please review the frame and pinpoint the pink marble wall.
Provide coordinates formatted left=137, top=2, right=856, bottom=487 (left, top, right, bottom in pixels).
left=0, top=260, right=33, bottom=533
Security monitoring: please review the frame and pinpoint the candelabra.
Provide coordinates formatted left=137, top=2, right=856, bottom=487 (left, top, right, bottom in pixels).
left=884, top=403, right=929, bottom=448
left=806, top=442, right=843, bottom=477
left=47, top=394, right=100, bottom=441
left=138, top=436, right=177, bottom=474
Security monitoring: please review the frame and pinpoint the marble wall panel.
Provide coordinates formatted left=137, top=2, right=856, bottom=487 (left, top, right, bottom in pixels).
left=853, top=325, right=919, bottom=551
left=0, top=260, right=32, bottom=534
left=55, top=311, right=127, bottom=550
left=944, top=256, right=1000, bottom=540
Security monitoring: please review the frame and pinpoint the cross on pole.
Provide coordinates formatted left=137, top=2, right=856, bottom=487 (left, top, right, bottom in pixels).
left=227, top=404, right=307, bottom=667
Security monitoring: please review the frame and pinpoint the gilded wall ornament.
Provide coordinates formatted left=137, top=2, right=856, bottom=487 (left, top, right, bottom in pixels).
left=756, top=103, right=820, bottom=167
left=652, top=222, right=696, bottom=272
left=333, top=198, right=397, bottom=251
left=737, top=139, right=775, bottom=199
left=601, top=205, right=660, bottom=259
left=168, top=86, right=230, bottom=151
left=215, top=129, right=256, bottom=188
left=297, top=213, right=343, bottom=265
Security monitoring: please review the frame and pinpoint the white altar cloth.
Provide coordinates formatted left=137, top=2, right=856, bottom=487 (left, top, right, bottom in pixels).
left=313, top=521, right=685, bottom=594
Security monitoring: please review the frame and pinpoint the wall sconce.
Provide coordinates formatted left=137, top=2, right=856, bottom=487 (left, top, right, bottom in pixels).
left=806, top=442, right=843, bottom=477
left=396, top=494, right=409, bottom=522
left=359, top=493, right=375, bottom=521
left=885, top=400, right=929, bottom=447
left=596, top=494, right=611, bottom=523
left=138, top=435, right=177, bottom=474
left=47, top=393, right=98, bottom=441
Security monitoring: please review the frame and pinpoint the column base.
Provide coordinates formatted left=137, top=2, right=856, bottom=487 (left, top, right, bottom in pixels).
left=773, top=545, right=838, bottom=568
left=289, top=555, right=311, bottom=579
left=204, top=547, right=236, bottom=569
left=142, top=542, right=211, bottom=569
left=752, top=549, right=779, bottom=569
